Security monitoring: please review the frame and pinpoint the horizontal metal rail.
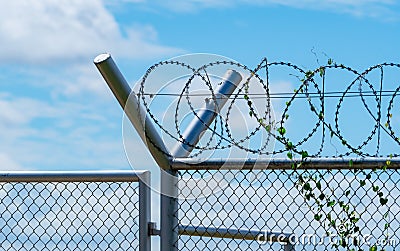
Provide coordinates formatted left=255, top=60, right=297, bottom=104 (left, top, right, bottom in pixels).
left=171, top=157, right=400, bottom=170
left=178, top=225, right=292, bottom=242
left=0, top=170, right=149, bottom=182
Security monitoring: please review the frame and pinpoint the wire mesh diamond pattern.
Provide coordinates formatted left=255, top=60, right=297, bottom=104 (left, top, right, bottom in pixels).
left=176, top=169, right=400, bottom=251
left=0, top=181, right=139, bottom=251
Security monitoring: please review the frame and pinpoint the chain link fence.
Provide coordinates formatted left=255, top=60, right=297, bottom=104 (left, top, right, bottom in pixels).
left=0, top=171, right=149, bottom=251
left=176, top=168, right=400, bottom=251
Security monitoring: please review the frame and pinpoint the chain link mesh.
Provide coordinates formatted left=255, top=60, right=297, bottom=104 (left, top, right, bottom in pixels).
left=176, top=169, right=399, bottom=251
left=0, top=181, right=139, bottom=251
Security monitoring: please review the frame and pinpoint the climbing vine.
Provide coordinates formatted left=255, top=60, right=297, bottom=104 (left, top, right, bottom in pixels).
left=244, top=58, right=394, bottom=251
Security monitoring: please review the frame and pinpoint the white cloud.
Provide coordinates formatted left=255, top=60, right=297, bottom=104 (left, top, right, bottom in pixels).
left=0, top=153, right=25, bottom=170
left=0, top=93, right=128, bottom=170
left=139, top=0, right=399, bottom=20
left=0, top=95, right=58, bottom=126
left=0, top=0, right=182, bottom=64
left=260, top=0, right=398, bottom=19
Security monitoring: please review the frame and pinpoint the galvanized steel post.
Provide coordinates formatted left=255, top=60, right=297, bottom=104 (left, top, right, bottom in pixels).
left=139, top=171, right=151, bottom=251
left=159, top=69, right=242, bottom=251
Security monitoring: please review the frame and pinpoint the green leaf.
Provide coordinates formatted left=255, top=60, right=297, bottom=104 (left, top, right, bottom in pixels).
left=316, top=181, right=322, bottom=190
left=370, top=245, right=377, bottom=251
left=349, top=159, right=353, bottom=168
left=314, top=214, right=322, bottom=221
left=380, top=198, right=388, bottom=205
left=319, top=193, right=325, bottom=200
left=328, top=58, right=333, bottom=65
left=327, top=200, right=336, bottom=207
left=287, top=152, right=293, bottom=159
left=265, top=125, right=271, bottom=132
left=373, top=185, right=379, bottom=192
left=303, top=182, right=311, bottom=191
left=278, top=127, right=286, bottom=135
left=366, top=173, right=372, bottom=179
left=350, top=217, right=359, bottom=224
left=360, top=180, right=366, bottom=186
left=305, top=70, right=313, bottom=79
left=339, top=238, right=346, bottom=247
left=301, top=150, right=309, bottom=159
left=285, top=141, right=293, bottom=150
left=319, top=67, right=325, bottom=77
left=345, top=190, right=350, bottom=197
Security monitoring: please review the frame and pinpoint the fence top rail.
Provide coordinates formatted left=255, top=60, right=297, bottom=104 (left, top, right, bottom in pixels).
left=171, top=157, right=400, bottom=170
left=0, top=170, right=149, bottom=183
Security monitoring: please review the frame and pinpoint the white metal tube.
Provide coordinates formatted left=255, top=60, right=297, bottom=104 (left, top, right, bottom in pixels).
left=171, top=70, right=242, bottom=157
left=94, top=53, right=171, bottom=169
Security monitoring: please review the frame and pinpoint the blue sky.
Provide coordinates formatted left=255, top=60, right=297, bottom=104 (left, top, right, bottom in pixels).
left=0, top=0, right=400, bottom=171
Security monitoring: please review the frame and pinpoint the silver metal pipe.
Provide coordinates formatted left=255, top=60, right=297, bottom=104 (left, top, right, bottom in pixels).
left=162, top=70, right=242, bottom=250
left=171, top=157, right=400, bottom=170
left=0, top=170, right=147, bottom=182
left=94, top=53, right=171, bottom=169
left=178, top=224, right=292, bottom=243
left=139, top=171, right=151, bottom=251
left=171, top=70, right=242, bottom=157
left=160, top=169, right=179, bottom=251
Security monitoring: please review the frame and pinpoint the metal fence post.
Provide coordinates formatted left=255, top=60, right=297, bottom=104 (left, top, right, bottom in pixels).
left=160, top=169, right=179, bottom=251
left=160, top=70, right=242, bottom=251
left=139, top=171, right=151, bottom=251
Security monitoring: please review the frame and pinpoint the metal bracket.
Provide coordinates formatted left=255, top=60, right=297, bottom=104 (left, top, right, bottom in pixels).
left=149, top=222, right=161, bottom=236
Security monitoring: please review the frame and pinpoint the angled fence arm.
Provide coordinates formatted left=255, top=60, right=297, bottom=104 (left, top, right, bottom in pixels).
left=171, top=69, right=242, bottom=158
left=94, top=53, right=171, bottom=169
